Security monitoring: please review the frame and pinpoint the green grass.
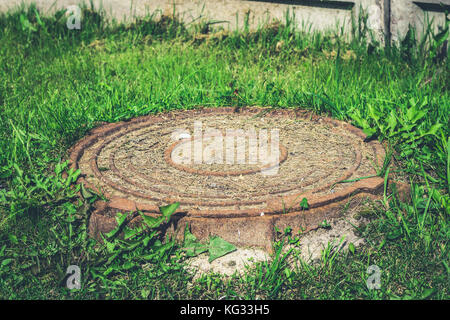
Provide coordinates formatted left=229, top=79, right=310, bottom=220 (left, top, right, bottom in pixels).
left=0, top=4, right=448, bottom=299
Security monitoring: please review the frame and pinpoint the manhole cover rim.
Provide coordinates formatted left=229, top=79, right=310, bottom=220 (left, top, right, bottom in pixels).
left=69, top=106, right=386, bottom=218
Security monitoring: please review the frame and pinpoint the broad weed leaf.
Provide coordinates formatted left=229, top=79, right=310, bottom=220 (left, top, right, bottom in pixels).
left=363, top=127, right=377, bottom=139
left=106, top=212, right=129, bottom=239
left=387, top=110, right=398, bottom=136
left=159, top=202, right=180, bottom=221
left=140, top=213, right=165, bottom=229
left=208, top=236, right=236, bottom=262
left=423, top=123, right=443, bottom=137
left=80, top=183, right=94, bottom=199
left=183, top=225, right=208, bottom=257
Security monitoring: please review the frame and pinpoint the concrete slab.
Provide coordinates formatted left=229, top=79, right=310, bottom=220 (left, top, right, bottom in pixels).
left=2, top=0, right=448, bottom=44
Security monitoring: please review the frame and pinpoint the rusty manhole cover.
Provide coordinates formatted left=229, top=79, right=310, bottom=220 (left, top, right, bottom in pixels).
left=69, top=107, right=386, bottom=250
